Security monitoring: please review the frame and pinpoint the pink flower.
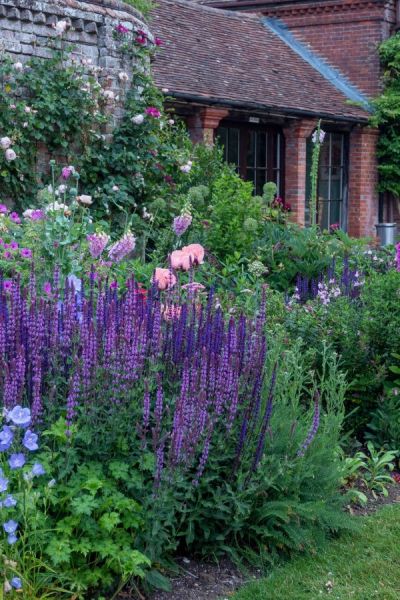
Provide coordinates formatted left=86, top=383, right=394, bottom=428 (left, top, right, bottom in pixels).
left=110, top=280, right=118, bottom=290
left=3, top=251, right=12, bottom=260
left=0, top=204, right=9, bottom=214
left=31, top=209, right=44, bottom=221
left=145, top=107, right=161, bottom=118
left=115, top=23, right=129, bottom=34
left=182, top=243, right=205, bottom=265
left=20, top=248, right=32, bottom=259
left=3, top=280, right=12, bottom=292
left=170, top=250, right=192, bottom=271
left=87, top=232, right=110, bottom=259
left=154, top=37, right=163, bottom=46
left=108, top=231, right=136, bottom=262
left=181, top=282, right=206, bottom=293
left=153, top=268, right=177, bottom=291
left=10, top=241, right=18, bottom=250
left=5, top=149, right=17, bottom=161
left=10, top=212, right=21, bottom=224
left=43, top=282, right=52, bottom=296
left=0, top=137, right=12, bottom=150
left=61, top=166, right=74, bottom=180
left=136, top=34, right=147, bottom=44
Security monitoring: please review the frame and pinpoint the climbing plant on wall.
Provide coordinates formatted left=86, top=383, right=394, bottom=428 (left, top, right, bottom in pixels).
left=371, top=33, right=400, bottom=198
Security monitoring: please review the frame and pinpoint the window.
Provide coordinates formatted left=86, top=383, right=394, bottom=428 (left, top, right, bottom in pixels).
left=305, top=132, right=348, bottom=230
left=216, top=125, right=283, bottom=196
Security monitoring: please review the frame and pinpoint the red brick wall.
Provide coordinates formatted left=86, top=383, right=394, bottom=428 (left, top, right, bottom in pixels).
left=262, top=0, right=397, bottom=97
left=348, top=127, right=379, bottom=237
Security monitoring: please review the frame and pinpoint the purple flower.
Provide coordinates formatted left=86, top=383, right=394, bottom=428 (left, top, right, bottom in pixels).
left=3, top=280, right=13, bottom=292
left=31, top=463, right=45, bottom=477
left=0, top=477, right=9, bottom=493
left=23, top=430, right=39, bottom=451
left=10, top=212, right=21, bottom=223
left=11, top=578, right=22, bottom=589
left=20, top=248, right=32, bottom=259
left=10, top=241, right=18, bottom=250
left=61, top=166, right=74, bottom=180
left=0, top=204, right=9, bottom=214
left=3, top=495, right=17, bottom=508
left=173, top=214, right=192, bottom=237
left=43, top=281, right=52, bottom=296
left=0, top=426, right=14, bottom=451
left=8, top=405, right=31, bottom=427
left=7, top=534, right=18, bottom=545
left=3, top=519, right=18, bottom=534
left=9, top=453, right=26, bottom=470
left=31, top=209, right=44, bottom=221
left=67, top=274, right=82, bottom=292
left=87, top=232, right=110, bottom=259
left=108, top=232, right=136, bottom=263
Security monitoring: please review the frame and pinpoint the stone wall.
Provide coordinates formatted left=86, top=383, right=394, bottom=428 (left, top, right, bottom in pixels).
left=0, top=0, right=150, bottom=107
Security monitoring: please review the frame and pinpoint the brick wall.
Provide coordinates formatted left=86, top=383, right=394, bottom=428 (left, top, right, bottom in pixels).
left=261, top=0, right=397, bottom=98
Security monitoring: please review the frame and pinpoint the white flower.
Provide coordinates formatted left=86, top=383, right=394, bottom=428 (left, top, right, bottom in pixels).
left=48, top=479, right=56, bottom=488
left=162, top=88, right=169, bottom=93
left=118, top=71, right=129, bottom=82
left=77, top=194, right=93, bottom=206
left=131, top=114, right=144, bottom=125
left=23, top=122, right=28, bottom=128
left=168, top=119, right=175, bottom=125
left=0, top=137, right=12, bottom=149
left=53, top=20, right=68, bottom=36
left=102, top=90, right=115, bottom=101
left=45, top=201, right=69, bottom=213
left=24, top=106, right=31, bottom=113
left=112, top=185, right=119, bottom=191
left=13, top=62, right=23, bottom=71
left=4, top=580, right=12, bottom=593
left=5, top=149, right=17, bottom=161
left=23, top=209, right=33, bottom=218
left=180, top=164, right=192, bottom=173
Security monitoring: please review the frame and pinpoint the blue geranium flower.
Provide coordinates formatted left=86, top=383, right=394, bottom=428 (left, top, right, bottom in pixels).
left=7, top=533, right=18, bottom=545
left=0, top=476, right=9, bottom=493
left=23, top=429, right=39, bottom=451
left=11, top=577, right=22, bottom=589
left=0, top=425, right=14, bottom=451
left=8, top=405, right=31, bottom=428
left=31, top=463, right=45, bottom=477
left=3, top=495, right=17, bottom=508
left=3, top=519, right=18, bottom=534
left=8, top=453, right=25, bottom=470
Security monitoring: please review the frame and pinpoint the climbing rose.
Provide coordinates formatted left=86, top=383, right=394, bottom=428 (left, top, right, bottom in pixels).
left=5, top=149, right=16, bottom=161
left=77, top=194, right=93, bottom=206
left=132, top=114, right=144, bottom=125
left=146, top=107, right=161, bottom=118
left=0, top=137, right=12, bottom=149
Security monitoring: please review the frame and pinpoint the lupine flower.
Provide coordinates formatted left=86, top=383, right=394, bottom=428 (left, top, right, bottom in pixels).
left=3, top=520, right=18, bottom=534
left=8, top=406, right=31, bottom=427
left=173, top=214, right=192, bottom=237
left=5, top=149, right=17, bottom=161
left=145, top=107, right=161, bottom=118
left=108, top=231, right=136, bottom=262
left=87, top=232, right=110, bottom=258
left=23, top=430, right=39, bottom=451
left=3, top=495, right=17, bottom=508
left=9, top=453, right=26, bottom=470
left=11, top=578, right=22, bottom=590
left=31, top=463, right=45, bottom=477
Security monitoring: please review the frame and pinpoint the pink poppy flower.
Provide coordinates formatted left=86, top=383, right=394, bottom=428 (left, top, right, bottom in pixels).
left=153, top=268, right=177, bottom=291
left=170, top=250, right=192, bottom=271
left=182, top=244, right=205, bottom=265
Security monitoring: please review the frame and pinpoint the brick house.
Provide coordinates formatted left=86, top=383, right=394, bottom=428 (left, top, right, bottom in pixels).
left=151, top=0, right=399, bottom=237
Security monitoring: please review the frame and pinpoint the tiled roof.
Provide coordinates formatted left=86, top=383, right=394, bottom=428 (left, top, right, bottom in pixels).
left=151, top=0, right=369, bottom=122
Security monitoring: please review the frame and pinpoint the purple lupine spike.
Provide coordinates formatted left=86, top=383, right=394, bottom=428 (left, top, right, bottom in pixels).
left=297, top=391, right=321, bottom=457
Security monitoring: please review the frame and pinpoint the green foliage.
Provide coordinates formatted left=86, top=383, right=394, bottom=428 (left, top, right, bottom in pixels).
left=372, top=33, right=400, bottom=197
left=353, top=442, right=396, bottom=496
left=122, top=0, right=155, bottom=17
left=366, top=388, right=400, bottom=453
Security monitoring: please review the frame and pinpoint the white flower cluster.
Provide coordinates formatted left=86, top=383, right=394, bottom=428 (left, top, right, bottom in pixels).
left=0, top=137, right=16, bottom=162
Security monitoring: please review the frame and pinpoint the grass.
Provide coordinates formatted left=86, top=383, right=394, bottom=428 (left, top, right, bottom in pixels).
left=232, top=504, right=400, bottom=600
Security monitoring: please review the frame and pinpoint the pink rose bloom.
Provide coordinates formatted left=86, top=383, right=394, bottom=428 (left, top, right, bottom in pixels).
left=145, top=107, right=161, bottom=118
left=170, top=250, right=192, bottom=271
left=115, top=23, right=129, bottom=34
left=153, top=268, right=177, bottom=291
left=5, top=149, right=17, bottom=161
left=182, top=243, right=205, bottom=265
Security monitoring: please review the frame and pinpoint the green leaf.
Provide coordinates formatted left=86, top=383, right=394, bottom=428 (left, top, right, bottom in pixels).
left=99, top=511, right=121, bottom=532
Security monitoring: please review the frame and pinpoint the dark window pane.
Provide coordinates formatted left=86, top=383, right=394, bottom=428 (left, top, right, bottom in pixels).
left=227, top=128, right=240, bottom=166
left=247, top=131, right=255, bottom=167
left=246, top=168, right=255, bottom=188
left=216, top=127, right=228, bottom=162
left=256, top=132, right=267, bottom=168
left=256, top=170, right=267, bottom=195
